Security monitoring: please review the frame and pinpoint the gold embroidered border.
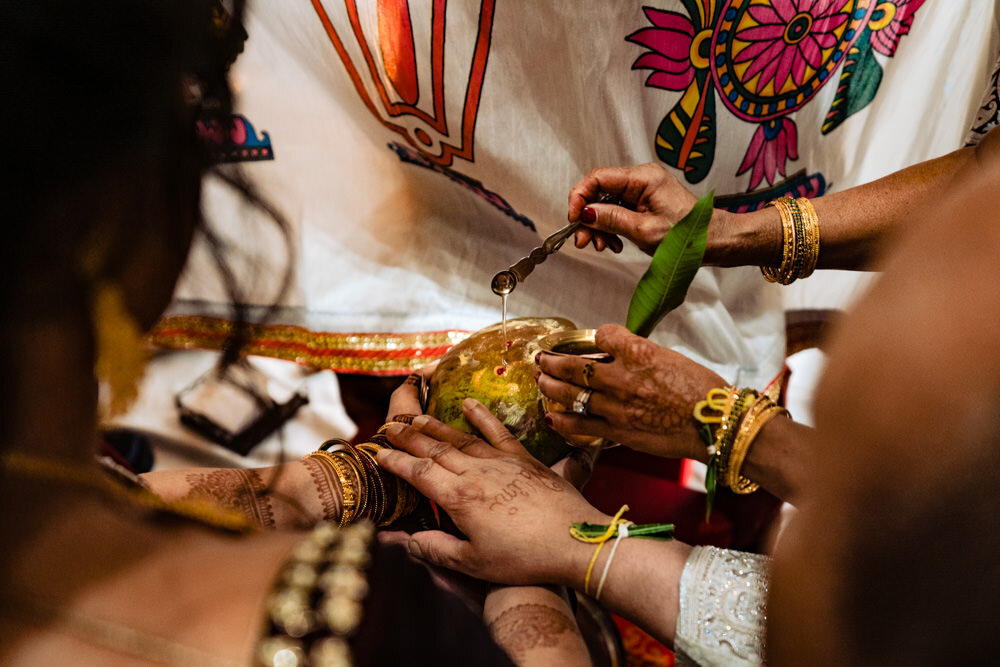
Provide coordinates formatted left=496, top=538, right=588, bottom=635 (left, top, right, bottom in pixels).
left=148, top=315, right=470, bottom=375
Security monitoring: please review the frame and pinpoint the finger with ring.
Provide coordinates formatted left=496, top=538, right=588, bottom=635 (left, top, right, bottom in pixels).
left=538, top=352, right=607, bottom=390
left=572, top=389, right=593, bottom=415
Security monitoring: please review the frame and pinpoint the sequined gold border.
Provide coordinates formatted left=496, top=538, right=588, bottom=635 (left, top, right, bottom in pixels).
left=148, top=315, right=470, bottom=375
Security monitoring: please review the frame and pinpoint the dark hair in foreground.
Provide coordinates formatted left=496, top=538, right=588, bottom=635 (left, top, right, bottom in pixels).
left=1, top=0, right=292, bottom=402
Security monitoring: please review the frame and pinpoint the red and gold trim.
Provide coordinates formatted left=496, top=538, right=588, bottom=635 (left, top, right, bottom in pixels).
left=148, top=315, right=470, bottom=375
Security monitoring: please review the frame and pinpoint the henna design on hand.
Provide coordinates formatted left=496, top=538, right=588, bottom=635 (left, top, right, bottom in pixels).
left=487, top=466, right=565, bottom=514
left=303, top=456, right=341, bottom=523
left=181, top=469, right=276, bottom=529
left=489, top=603, right=575, bottom=661
left=617, top=338, right=702, bottom=435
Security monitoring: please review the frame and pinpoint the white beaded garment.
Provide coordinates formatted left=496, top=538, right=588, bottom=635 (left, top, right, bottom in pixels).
left=674, top=546, right=769, bottom=666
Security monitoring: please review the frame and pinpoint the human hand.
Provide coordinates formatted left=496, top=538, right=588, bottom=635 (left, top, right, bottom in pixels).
left=537, top=324, right=724, bottom=462
left=385, top=363, right=437, bottom=423
left=550, top=447, right=599, bottom=492
left=376, top=399, right=612, bottom=586
left=378, top=530, right=490, bottom=609
left=568, top=162, right=702, bottom=256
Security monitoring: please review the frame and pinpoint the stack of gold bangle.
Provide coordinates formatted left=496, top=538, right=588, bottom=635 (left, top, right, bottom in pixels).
left=761, top=196, right=820, bottom=285
left=701, top=389, right=790, bottom=495
left=307, top=434, right=420, bottom=528
left=725, top=395, right=788, bottom=494
left=714, top=387, right=757, bottom=483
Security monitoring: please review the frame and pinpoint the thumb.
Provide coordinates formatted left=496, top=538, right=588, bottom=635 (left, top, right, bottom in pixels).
left=581, top=203, right=645, bottom=239
left=594, top=323, right=637, bottom=356
left=407, top=530, right=475, bottom=572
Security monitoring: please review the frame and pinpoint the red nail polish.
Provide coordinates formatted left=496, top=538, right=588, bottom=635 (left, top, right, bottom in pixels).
left=534, top=352, right=542, bottom=364
left=581, top=206, right=596, bottom=223
left=544, top=414, right=553, bottom=426
left=535, top=370, right=541, bottom=380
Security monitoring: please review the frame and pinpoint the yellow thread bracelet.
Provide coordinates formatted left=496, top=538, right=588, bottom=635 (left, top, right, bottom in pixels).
left=571, top=504, right=631, bottom=596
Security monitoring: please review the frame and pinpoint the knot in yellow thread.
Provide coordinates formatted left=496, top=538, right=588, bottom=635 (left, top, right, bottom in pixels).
left=693, top=387, right=732, bottom=424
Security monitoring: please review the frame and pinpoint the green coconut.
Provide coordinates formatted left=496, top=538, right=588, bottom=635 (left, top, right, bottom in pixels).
left=426, top=316, right=576, bottom=466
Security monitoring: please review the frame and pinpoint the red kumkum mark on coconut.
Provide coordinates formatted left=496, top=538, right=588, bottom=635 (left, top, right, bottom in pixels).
left=495, top=365, right=508, bottom=377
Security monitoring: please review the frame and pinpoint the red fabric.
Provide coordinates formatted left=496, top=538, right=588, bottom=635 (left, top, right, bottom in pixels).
left=614, top=614, right=676, bottom=667
left=583, top=446, right=780, bottom=549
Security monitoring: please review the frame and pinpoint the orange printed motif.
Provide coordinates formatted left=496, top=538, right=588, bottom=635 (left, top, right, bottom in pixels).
left=311, top=0, right=495, bottom=166
left=377, top=0, right=419, bottom=105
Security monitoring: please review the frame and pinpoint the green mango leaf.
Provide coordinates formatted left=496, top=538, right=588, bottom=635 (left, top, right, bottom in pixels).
left=704, top=456, right=717, bottom=523
left=626, top=191, right=714, bottom=337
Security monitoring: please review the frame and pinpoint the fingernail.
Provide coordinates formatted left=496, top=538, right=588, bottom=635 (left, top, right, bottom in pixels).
left=462, top=397, right=479, bottom=410
left=407, top=538, right=424, bottom=559
left=385, top=423, right=406, bottom=437
left=534, top=370, right=540, bottom=380
left=534, top=352, right=542, bottom=364
left=581, top=206, right=596, bottom=223
left=412, top=415, right=430, bottom=430
left=544, top=414, right=554, bottom=426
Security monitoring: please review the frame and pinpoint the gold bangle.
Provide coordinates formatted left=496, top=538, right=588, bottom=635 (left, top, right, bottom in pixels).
left=715, top=387, right=757, bottom=479
left=761, top=197, right=795, bottom=283
left=795, top=197, right=820, bottom=279
left=725, top=397, right=770, bottom=493
left=762, top=196, right=821, bottom=284
left=307, top=450, right=360, bottom=527
left=726, top=399, right=788, bottom=494
left=356, top=445, right=387, bottom=525
left=361, top=442, right=418, bottom=527
left=334, top=446, right=374, bottom=522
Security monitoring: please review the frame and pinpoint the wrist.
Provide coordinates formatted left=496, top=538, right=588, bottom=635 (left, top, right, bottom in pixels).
left=705, top=208, right=782, bottom=268
left=553, top=510, right=617, bottom=591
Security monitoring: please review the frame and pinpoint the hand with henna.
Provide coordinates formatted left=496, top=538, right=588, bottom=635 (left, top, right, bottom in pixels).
left=376, top=399, right=613, bottom=586
left=537, top=323, right=724, bottom=464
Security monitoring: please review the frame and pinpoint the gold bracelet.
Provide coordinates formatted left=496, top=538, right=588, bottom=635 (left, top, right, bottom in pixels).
left=307, top=450, right=360, bottom=527
left=355, top=445, right=387, bottom=525
left=726, top=399, right=788, bottom=494
left=762, top=196, right=821, bottom=284
left=715, top=387, right=757, bottom=480
left=356, top=443, right=394, bottom=526
left=761, top=197, right=796, bottom=284
left=795, top=197, right=820, bottom=279
left=334, top=445, right=375, bottom=522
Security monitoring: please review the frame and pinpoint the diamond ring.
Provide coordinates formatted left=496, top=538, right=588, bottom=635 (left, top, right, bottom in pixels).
left=572, top=389, right=593, bottom=415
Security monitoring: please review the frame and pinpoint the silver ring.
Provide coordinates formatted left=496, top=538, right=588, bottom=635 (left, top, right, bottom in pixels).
left=572, top=388, right=593, bottom=415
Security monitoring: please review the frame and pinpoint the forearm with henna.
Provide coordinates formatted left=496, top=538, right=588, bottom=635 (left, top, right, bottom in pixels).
left=484, top=585, right=591, bottom=666
left=141, top=460, right=347, bottom=530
